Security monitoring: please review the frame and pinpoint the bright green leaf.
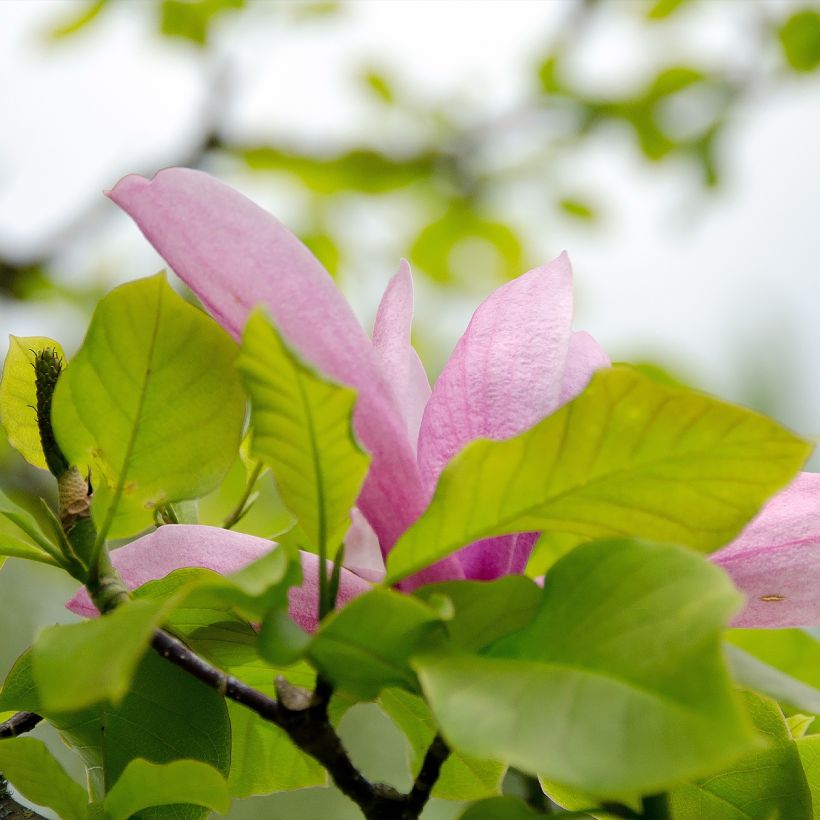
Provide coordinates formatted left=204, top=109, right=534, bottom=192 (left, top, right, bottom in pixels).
left=725, top=643, right=820, bottom=716
left=52, top=274, right=245, bottom=541
left=416, top=539, right=753, bottom=798
left=308, top=588, right=447, bottom=700
left=258, top=609, right=311, bottom=666
left=0, top=737, right=88, bottom=820
left=238, top=309, right=369, bottom=554
left=414, top=577, right=541, bottom=652
left=46, top=0, right=107, bottom=40
left=380, top=688, right=505, bottom=802
left=670, top=691, right=813, bottom=819
left=457, top=796, right=544, bottom=819
left=128, top=597, right=326, bottom=796
left=0, top=490, right=59, bottom=558
left=160, top=0, right=244, bottom=46
left=780, top=10, right=820, bottom=72
left=788, top=714, right=816, bottom=739
left=558, top=197, right=598, bottom=222
left=646, top=0, right=689, bottom=19
left=727, top=628, right=820, bottom=691
left=0, top=335, right=65, bottom=469
left=796, top=733, right=820, bottom=819
left=1, top=649, right=230, bottom=815
left=105, top=758, right=230, bottom=820
left=386, top=366, right=810, bottom=584
left=32, top=598, right=167, bottom=711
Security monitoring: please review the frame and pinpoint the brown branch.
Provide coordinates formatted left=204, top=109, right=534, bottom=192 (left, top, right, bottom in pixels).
left=150, top=628, right=446, bottom=819
left=0, top=712, right=42, bottom=740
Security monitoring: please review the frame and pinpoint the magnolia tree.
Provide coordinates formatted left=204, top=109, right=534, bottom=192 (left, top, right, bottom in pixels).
left=0, top=169, right=818, bottom=820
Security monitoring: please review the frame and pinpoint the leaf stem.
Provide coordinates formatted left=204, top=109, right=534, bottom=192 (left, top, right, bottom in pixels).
left=222, top=460, right=263, bottom=530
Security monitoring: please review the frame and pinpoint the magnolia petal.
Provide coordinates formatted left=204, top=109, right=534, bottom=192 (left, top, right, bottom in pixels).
left=343, top=508, right=386, bottom=583
left=65, top=524, right=371, bottom=632
left=558, top=330, right=610, bottom=405
left=108, top=169, right=427, bottom=554
left=712, top=472, right=820, bottom=628
left=373, top=260, right=432, bottom=452
left=417, top=254, right=574, bottom=494
left=456, top=532, right=540, bottom=580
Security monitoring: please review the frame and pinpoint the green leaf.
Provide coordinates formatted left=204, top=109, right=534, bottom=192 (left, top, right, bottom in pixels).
left=413, top=577, right=541, bottom=652
left=1, top=649, right=230, bottom=816
left=105, top=759, right=230, bottom=820
left=362, top=68, right=395, bottom=103
left=160, top=0, right=244, bottom=46
left=46, top=0, right=107, bottom=40
left=727, top=628, right=820, bottom=691
left=788, top=714, right=816, bottom=739
left=670, top=691, right=813, bottom=819
left=135, top=546, right=299, bottom=622
left=457, top=797, right=544, bottom=819
left=0, top=335, right=65, bottom=469
left=780, top=10, right=820, bottom=73
left=386, top=366, right=810, bottom=584
left=415, top=539, right=753, bottom=798
left=646, top=0, right=690, bottom=20
left=307, top=588, right=447, bottom=700
left=0, top=490, right=59, bottom=558
left=258, top=609, right=311, bottom=666
left=0, top=737, right=89, bottom=820
left=558, top=197, right=598, bottom=222
left=725, top=643, right=820, bottom=716
left=380, top=688, right=505, bottom=802
left=52, top=274, right=245, bottom=541
left=0, top=532, right=57, bottom=568
left=238, top=309, right=369, bottom=554
left=410, top=203, right=524, bottom=284
left=32, top=598, right=168, bottom=711
left=796, top=734, right=820, bottom=819
left=130, top=602, right=326, bottom=796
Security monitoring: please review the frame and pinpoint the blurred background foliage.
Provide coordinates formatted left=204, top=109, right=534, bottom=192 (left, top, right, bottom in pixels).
left=1, top=0, right=820, bottom=816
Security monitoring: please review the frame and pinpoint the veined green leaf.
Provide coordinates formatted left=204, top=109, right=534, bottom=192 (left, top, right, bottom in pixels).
left=670, top=691, right=813, bottom=819
left=307, top=588, right=447, bottom=700
left=380, top=687, right=505, bottom=802
left=796, top=733, right=820, bottom=819
left=416, top=539, right=753, bottom=798
left=0, top=649, right=230, bottom=815
left=238, top=309, right=369, bottom=554
left=387, top=366, right=810, bottom=583
left=104, top=758, right=230, bottom=820
left=0, top=335, right=65, bottom=469
left=0, top=736, right=89, bottom=820
left=32, top=598, right=169, bottom=711
left=52, top=274, right=245, bottom=541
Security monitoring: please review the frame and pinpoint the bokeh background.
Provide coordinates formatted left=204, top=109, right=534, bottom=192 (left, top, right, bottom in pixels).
left=1, top=0, right=820, bottom=817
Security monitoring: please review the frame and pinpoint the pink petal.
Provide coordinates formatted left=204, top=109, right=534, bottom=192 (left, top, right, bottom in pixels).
left=108, top=169, right=427, bottom=554
left=343, top=508, right=386, bottom=583
left=417, top=254, right=575, bottom=493
left=372, top=260, right=431, bottom=452
left=558, top=331, right=610, bottom=405
left=712, top=472, right=820, bottom=628
left=65, top=524, right=371, bottom=632
left=411, top=255, right=579, bottom=587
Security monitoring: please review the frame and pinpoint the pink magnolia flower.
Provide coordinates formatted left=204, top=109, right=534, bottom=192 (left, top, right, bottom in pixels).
left=68, top=168, right=819, bottom=632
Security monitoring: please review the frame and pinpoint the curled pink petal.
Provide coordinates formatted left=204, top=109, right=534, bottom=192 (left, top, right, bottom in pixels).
left=108, top=169, right=427, bottom=555
left=343, top=508, right=386, bottom=583
left=558, top=330, right=610, bottom=405
left=65, top=524, right=371, bottom=632
left=372, top=260, right=431, bottom=452
left=712, top=472, right=820, bottom=628
left=417, top=254, right=574, bottom=493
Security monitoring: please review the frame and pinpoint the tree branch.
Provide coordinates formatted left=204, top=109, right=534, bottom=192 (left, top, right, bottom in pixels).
left=151, top=627, right=447, bottom=819
left=0, top=712, right=42, bottom=740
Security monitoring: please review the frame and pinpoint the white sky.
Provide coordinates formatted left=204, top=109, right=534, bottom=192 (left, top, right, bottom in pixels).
left=1, top=0, right=819, bottom=459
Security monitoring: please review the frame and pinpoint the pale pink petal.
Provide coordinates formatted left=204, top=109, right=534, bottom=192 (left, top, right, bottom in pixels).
left=372, top=260, right=432, bottom=452
left=343, top=508, right=386, bottom=583
left=290, top=551, right=372, bottom=632
left=711, top=472, right=820, bottom=628
left=417, top=254, right=574, bottom=493
left=108, top=169, right=427, bottom=554
left=65, top=524, right=371, bottom=632
left=558, top=331, right=610, bottom=405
